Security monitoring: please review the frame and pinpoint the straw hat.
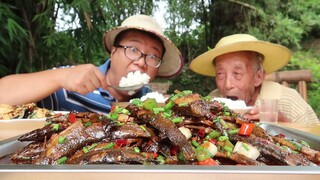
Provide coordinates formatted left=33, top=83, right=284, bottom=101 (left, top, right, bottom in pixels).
left=103, top=14, right=183, bottom=78
left=189, top=34, right=291, bottom=77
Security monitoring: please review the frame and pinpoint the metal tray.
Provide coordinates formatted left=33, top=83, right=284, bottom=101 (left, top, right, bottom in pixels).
left=0, top=123, right=319, bottom=175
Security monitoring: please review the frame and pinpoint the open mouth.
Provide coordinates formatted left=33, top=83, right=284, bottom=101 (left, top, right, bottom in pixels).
left=226, top=96, right=238, bottom=100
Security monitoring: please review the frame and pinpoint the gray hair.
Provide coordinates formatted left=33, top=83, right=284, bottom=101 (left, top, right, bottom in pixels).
left=251, top=52, right=264, bottom=72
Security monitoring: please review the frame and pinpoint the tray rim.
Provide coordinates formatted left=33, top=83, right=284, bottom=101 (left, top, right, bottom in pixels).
left=0, top=123, right=319, bottom=173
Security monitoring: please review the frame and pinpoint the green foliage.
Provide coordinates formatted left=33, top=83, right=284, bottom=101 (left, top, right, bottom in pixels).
left=1, top=0, right=320, bottom=118
left=288, top=51, right=320, bottom=117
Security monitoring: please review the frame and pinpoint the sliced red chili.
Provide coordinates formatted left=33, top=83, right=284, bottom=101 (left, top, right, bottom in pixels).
left=238, top=123, right=255, bottom=136
left=110, top=106, right=116, bottom=112
left=68, top=113, right=77, bottom=123
left=115, top=139, right=128, bottom=147
left=153, top=152, right=158, bottom=159
left=170, top=146, right=179, bottom=156
left=208, top=139, right=218, bottom=145
left=197, top=129, right=205, bottom=138
left=198, top=158, right=219, bottom=166
left=278, top=133, right=286, bottom=138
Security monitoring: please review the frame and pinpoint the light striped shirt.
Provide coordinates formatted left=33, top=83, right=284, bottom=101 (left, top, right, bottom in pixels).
left=209, top=81, right=319, bottom=124
left=38, top=59, right=151, bottom=114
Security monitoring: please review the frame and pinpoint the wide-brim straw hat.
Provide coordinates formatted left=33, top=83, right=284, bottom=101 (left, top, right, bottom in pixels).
left=103, top=14, right=184, bottom=78
left=189, top=34, right=291, bottom=77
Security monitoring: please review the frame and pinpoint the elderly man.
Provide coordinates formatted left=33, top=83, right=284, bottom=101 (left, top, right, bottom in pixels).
left=0, top=14, right=183, bottom=113
left=190, top=34, right=319, bottom=124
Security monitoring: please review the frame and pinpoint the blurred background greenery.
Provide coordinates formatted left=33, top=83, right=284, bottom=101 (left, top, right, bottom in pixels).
left=1, top=0, right=319, bottom=117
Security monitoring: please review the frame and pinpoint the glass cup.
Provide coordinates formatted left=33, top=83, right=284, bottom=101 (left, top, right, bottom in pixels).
left=259, top=99, right=279, bottom=123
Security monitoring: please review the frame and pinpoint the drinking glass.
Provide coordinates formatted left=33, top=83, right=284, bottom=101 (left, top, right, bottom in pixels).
left=259, top=99, right=278, bottom=123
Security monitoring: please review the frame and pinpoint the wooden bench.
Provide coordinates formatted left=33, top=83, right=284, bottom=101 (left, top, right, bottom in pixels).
left=265, top=69, right=312, bottom=101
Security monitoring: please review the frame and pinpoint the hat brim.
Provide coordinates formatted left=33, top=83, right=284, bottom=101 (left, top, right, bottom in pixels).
left=103, top=26, right=184, bottom=78
left=189, top=41, right=291, bottom=77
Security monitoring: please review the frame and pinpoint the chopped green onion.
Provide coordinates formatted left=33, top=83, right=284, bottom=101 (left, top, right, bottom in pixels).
left=223, top=145, right=233, bottom=152
left=58, top=136, right=67, bottom=144
left=121, top=108, right=130, bottom=114
left=140, top=125, right=147, bottom=131
left=218, top=136, right=229, bottom=141
left=102, top=142, right=115, bottom=150
left=82, top=147, right=89, bottom=153
left=52, top=124, right=59, bottom=131
left=152, top=107, right=165, bottom=114
left=289, top=140, right=303, bottom=151
left=108, top=113, right=119, bottom=120
left=45, top=121, right=52, bottom=126
left=223, top=111, right=230, bottom=116
left=191, top=140, right=200, bottom=147
left=170, top=94, right=179, bottom=101
left=157, top=155, right=166, bottom=164
left=219, top=119, right=229, bottom=129
left=205, top=130, right=221, bottom=139
left=300, top=140, right=310, bottom=147
left=181, top=90, right=193, bottom=95
left=242, top=143, right=250, bottom=151
left=228, top=129, right=239, bottom=135
left=162, top=111, right=172, bottom=118
left=202, top=96, right=212, bottom=101
left=22, top=157, right=31, bottom=160
left=195, top=146, right=212, bottom=161
left=133, top=147, right=140, bottom=153
left=88, top=143, right=98, bottom=150
left=177, top=151, right=186, bottom=161
left=117, top=122, right=124, bottom=126
left=164, top=100, right=175, bottom=110
left=171, top=117, right=183, bottom=123
left=226, top=151, right=231, bottom=158
left=85, top=122, right=92, bottom=128
left=56, top=156, right=68, bottom=164
left=213, top=117, right=221, bottom=123
left=143, top=98, right=158, bottom=110
left=178, top=102, right=188, bottom=107
left=131, top=98, right=142, bottom=106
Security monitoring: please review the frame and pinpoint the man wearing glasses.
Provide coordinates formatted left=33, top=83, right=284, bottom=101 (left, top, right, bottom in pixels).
left=0, top=15, right=184, bottom=113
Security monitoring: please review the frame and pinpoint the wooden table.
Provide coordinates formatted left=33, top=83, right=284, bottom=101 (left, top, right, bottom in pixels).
left=277, top=122, right=320, bottom=136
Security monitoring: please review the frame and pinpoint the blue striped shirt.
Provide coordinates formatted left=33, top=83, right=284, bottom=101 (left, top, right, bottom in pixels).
left=38, top=59, right=152, bottom=114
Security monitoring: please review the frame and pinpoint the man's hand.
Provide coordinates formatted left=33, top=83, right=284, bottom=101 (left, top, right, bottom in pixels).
left=243, top=106, right=259, bottom=121
left=61, top=64, right=108, bottom=94
left=243, top=106, right=291, bottom=122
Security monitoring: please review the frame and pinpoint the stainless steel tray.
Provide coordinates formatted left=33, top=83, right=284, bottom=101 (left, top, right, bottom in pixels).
left=0, top=123, right=319, bottom=175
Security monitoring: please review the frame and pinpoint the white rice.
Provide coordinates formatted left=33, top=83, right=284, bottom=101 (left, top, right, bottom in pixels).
left=212, top=98, right=247, bottom=109
left=140, top=92, right=168, bottom=103
left=119, top=71, right=150, bottom=87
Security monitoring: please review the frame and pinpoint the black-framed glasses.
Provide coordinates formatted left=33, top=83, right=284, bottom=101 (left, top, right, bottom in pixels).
left=115, top=45, right=163, bottom=68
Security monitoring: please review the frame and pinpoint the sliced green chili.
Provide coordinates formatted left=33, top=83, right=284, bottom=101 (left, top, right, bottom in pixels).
left=171, top=117, right=183, bottom=123
left=164, top=100, right=175, bottom=110
left=58, top=136, right=67, bottom=144
left=218, top=136, right=229, bottom=141
left=52, top=124, right=59, bottom=131
left=242, top=143, right=250, bottom=151
left=56, top=156, right=68, bottom=164
left=102, top=142, right=115, bottom=150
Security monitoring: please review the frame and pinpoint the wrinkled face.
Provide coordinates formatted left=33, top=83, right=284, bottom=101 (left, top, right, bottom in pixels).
left=214, top=51, right=264, bottom=104
left=108, top=30, right=164, bottom=86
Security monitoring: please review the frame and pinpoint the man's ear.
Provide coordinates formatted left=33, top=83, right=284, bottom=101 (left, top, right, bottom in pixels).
left=254, top=69, right=265, bottom=87
left=110, top=47, right=117, bottom=59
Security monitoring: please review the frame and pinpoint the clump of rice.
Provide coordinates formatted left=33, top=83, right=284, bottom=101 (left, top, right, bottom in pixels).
left=140, top=92, right=168, bottom=103
left=119, top=71, right=150, bottom=88
left=213, top=98, right=247, bottom=109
